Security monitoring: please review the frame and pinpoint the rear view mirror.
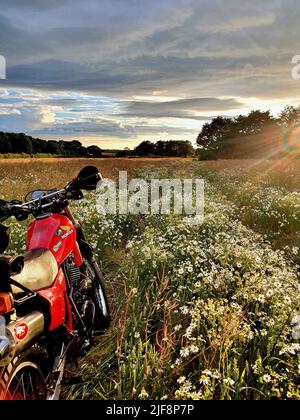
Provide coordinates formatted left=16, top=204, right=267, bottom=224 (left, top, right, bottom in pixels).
left=73, top=166, right=102, bottom=191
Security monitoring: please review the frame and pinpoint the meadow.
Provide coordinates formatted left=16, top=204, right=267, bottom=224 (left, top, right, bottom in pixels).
left=0, top=157, right=299, bottom=400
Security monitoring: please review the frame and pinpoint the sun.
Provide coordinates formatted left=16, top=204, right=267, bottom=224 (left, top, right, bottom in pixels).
left=274, top=126, right=300, bottom=158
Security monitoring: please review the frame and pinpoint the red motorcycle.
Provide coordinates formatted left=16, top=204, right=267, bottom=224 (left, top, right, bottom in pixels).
left=0, top=166, right=110, bottom=400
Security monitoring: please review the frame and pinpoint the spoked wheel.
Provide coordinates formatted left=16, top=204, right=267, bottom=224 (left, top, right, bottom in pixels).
left=5, top=362, right=46, bottom=400
left=0, top=348, right=48, bottom=401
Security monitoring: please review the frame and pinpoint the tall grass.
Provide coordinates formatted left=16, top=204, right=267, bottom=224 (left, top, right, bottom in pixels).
left=64, top=168, right=299, bottom=400
left=1, top=158, right=299, bottom=400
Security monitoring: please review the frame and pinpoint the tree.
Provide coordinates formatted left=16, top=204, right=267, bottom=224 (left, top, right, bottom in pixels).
left=278, top=105, right=300, bottom=128
left=135, top=141, right=156, bottom=156
left=45, top=140, right=61, bottom=155
left=32, top=137, right=48, bottom=153
left=116, top=148, right=132, bottom=157
left=234, top=110, right=274, bottom=135
left=0, top=132, right=13, bottom=153
left=159, top=140, right=194, bottom=157
left=155, top=140, right=168, bottom=156
left=174, top=140, right=194, bottom=157
left=196, top=117, right=233, bottom=151
left=196, top=111, right=275, bottom=153
left=86, top=145, right=102, bottom=157
left=12, top=133, right=33, bottom=154
left=69, top=140, right=82, bottom=148
left=133, top=140, right=194, bottom=157
left=0, top=132, right=102, bottom=156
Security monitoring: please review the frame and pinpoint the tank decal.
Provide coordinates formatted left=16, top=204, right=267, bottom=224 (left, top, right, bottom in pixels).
left=53, top=240, right=63, bottom=253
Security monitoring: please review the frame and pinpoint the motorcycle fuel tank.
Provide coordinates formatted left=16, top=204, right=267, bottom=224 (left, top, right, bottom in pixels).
left=27, top=214, right=77, bottom=266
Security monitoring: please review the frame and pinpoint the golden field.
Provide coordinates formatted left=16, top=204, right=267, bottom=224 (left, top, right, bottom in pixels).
left=0, top=157, right=299, bottom=199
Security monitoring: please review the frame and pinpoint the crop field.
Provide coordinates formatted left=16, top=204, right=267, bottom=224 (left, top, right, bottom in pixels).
left=0, top=158, right=299, bottom=400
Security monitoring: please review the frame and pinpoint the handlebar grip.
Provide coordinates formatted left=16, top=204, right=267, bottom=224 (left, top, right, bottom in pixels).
left=0, top=200, right=9, bottom=219
left=0, top=201, right=29, bottom=222
left=0, top=224, right=9, bottom=253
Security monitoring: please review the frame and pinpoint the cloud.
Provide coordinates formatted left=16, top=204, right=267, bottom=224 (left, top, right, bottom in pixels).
left=1, top=1, right=70, bottom=10
left=119, top=97, right=244, bottom=119
left=0, top=88, right=200, bottom=144
left=1, top=0, right=300, bottom=144
left=0, top=107, right=20, bottom=116
left=34, top=119, right=136, bottom=138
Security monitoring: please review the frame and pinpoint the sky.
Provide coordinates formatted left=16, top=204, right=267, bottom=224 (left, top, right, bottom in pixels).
left=0, top=0, right=300, bottom=149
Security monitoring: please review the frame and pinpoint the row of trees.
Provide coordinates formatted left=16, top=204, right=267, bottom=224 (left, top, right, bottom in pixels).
left=0, top=133, right=195, bottom=158
left=5, top=104, right=299, bottom=159
left=120, top=140, right=195, bottom=157
left=196, top=106, right=300, bottom=154
left=0, top=132, right=103, bottom=157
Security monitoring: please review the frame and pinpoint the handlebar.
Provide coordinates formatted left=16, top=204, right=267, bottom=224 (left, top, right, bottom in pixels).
left=0, top=166, right=101, bottom=223
left=0, top=187, right=83, bottom=223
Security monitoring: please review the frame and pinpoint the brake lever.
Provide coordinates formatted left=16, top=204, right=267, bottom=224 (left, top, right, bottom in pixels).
left=14, top=210, right=30, bottom=222
left=67, top=190, right=84, bottom=201
left=0, top=200, right=9, bottom=221
left=7, top=201, right=30, bottom=221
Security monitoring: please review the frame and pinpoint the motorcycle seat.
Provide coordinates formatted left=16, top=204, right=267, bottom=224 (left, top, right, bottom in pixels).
left=11, top=248, right=58, bottom=293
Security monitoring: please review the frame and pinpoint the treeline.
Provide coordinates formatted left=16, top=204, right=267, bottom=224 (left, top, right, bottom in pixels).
left=0, top=133, right=195, bottom=158
left=0, top=132, right=103, bottom=157
left=196, top=106, right=300, bottom=159
left=117, top=140, right=195, bottom=157
left=5, top=104, right=300, bottom=160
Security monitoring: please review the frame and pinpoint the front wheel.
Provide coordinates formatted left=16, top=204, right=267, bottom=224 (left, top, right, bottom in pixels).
left=82, top=259, right=111, bottom=332
left=0, top=347, right=48, bottom=400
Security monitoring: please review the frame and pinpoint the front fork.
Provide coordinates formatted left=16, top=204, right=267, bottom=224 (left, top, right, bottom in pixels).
left=46, top=342, right=67, bottom=400
left=64, top=207, right=95, bottom=262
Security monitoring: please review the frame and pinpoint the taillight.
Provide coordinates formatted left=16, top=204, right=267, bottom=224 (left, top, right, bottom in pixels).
left=0, top=293, right=13, bottom=315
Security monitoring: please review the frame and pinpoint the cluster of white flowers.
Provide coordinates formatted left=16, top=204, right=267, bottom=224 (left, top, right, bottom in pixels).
left=279, top=343, right=300, bottom=356
left=120, top=170, right=300, bottom=399
left=4, top=163, right=300, bottom=400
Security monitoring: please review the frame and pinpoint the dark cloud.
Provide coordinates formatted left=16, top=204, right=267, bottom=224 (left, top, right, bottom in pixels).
left=5, top=59, right=146, bottom=93
left=29, top=116, right=197, bottom=141
left=0, top=0, right=299, bottom=100
left=0, top=15, right=53, bottom=60
left=1, top=0, right=300, bottom=143
left=119, top=97, right=244, bottom=119
left=4, top=54, right=299, bottom=101
left=1, top=0, right=70, bottom=10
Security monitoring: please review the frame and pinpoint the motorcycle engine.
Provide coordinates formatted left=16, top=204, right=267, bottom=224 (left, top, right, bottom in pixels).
left=65, top=258, right=95, bottom=333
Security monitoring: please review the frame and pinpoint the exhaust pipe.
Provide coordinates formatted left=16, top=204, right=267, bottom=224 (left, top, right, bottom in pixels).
left=0, top=311, right=44, bottom=366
